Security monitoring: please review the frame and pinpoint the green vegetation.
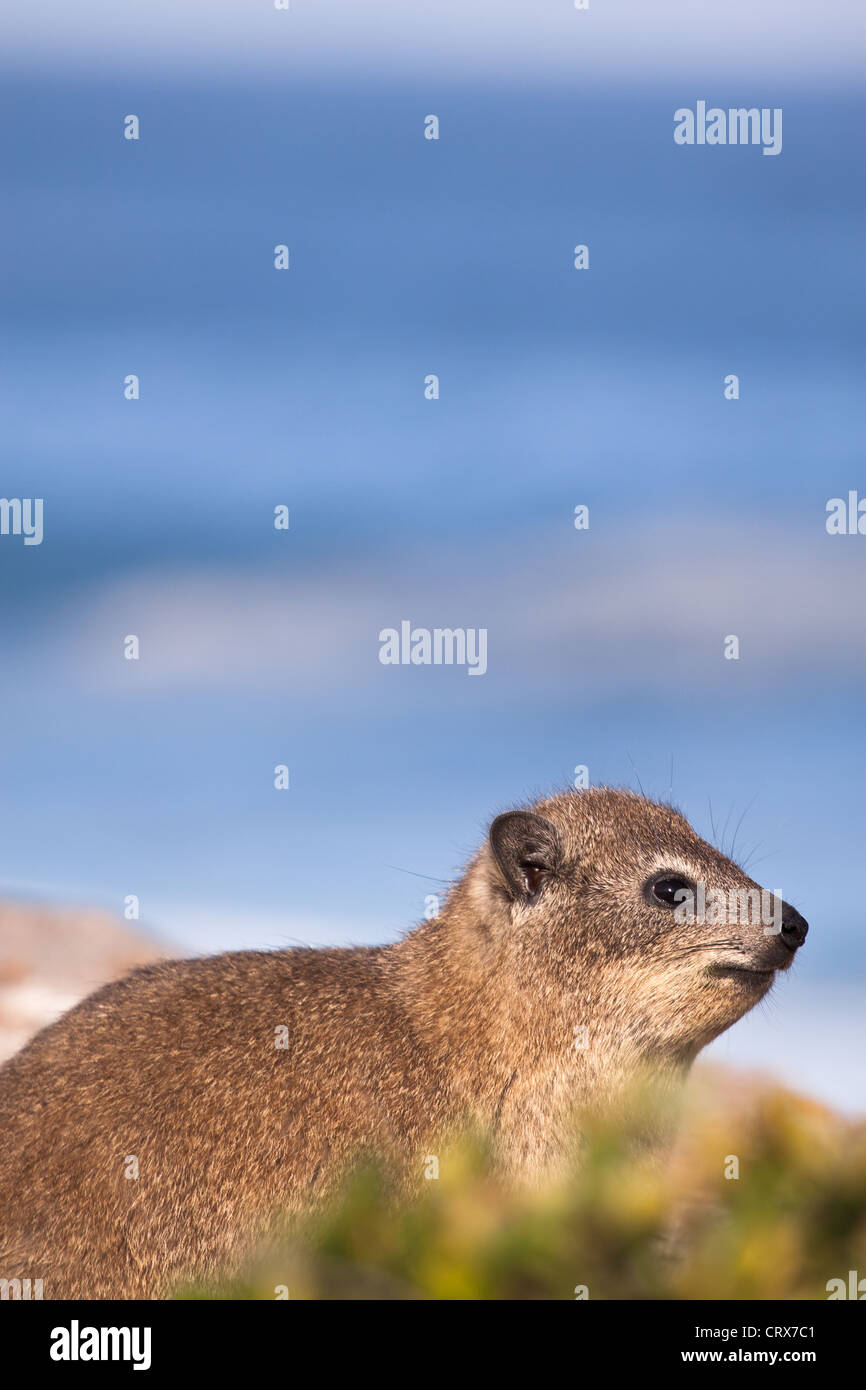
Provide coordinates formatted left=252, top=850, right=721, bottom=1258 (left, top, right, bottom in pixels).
left=180, top=1074, right=866, bottom=1301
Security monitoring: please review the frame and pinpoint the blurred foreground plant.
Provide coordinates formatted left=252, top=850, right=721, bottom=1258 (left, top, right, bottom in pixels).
left=179, top=1072, right=866, bottom=1300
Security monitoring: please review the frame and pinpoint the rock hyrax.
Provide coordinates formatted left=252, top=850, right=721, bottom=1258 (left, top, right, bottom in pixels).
left=0, top=787, right=807, bottom=1298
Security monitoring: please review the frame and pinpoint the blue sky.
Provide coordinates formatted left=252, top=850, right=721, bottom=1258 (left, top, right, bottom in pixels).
left=1, top=3, right=864, bottom=1109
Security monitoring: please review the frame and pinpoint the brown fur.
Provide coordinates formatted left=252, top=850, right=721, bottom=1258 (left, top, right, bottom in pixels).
left=0, top=788, right=806, bottom=1298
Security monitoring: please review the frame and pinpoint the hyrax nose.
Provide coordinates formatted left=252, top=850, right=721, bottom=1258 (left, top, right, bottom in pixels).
left=780, top=903, right=808, bottom=951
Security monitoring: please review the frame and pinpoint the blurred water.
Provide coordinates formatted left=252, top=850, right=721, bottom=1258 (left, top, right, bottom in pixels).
left=0, top=70, right=863, bottom=1102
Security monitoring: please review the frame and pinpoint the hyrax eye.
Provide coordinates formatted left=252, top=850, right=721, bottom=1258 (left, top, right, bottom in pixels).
left=646, top=874, right=694, bottom=908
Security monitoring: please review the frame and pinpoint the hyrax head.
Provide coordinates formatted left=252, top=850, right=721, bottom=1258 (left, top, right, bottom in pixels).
left=482, top=787, right=808, bottom=1060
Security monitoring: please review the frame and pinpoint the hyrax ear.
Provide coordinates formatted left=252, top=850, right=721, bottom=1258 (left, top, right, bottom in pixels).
left=489, top=811, right=562, bottom=901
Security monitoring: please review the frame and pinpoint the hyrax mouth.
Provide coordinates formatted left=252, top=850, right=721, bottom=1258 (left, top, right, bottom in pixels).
left=709, top=962, right=777, bottom=980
